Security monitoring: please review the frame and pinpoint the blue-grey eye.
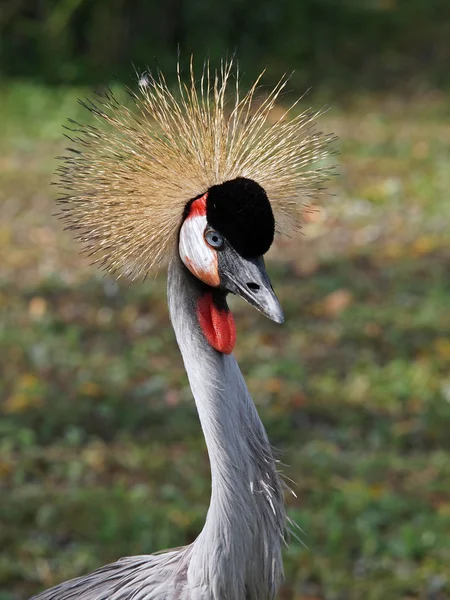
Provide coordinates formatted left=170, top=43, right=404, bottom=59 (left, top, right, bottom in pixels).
left=204, top=228, right=224, bottom=249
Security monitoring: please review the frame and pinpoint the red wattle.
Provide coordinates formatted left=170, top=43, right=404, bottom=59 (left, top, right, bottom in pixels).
left=197, top=293, right=236, bottom=355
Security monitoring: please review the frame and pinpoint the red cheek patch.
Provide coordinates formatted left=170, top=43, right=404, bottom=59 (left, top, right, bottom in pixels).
left=197, top=293, right=236, bottom=355
left=187, top=193, right=207, bottom=218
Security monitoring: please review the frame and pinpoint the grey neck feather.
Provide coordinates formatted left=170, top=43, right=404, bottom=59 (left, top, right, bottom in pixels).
left=168, top=255, right=286, bottom=600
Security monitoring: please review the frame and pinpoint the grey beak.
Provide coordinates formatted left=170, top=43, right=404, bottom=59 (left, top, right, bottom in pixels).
left=219, top=249, right=284, bottom=324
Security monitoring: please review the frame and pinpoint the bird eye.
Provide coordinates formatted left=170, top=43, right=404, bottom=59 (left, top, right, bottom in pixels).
left=204, top=228, right=224, bottom=249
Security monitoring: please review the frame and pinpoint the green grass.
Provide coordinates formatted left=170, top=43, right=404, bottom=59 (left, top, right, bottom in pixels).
left=1, top=83, right=450, bottom=600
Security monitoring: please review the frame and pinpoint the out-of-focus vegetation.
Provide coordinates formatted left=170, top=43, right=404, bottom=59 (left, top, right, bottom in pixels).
left=1, top=82, right=449, bottom=600
left=2, top=0, right=450, bottom=91
left=1, top=1, right=450, bottom=599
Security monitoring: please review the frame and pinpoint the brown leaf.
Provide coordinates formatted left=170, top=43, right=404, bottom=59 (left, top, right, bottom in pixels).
left=28, top=296, right=47, bottom=319
left=322, top=289, right=353, bottom=317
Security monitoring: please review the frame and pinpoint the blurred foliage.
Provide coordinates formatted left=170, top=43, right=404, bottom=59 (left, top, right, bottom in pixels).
left=2, top=0, right=450, bottom=90
left=0, top=81, right=450, bottom=599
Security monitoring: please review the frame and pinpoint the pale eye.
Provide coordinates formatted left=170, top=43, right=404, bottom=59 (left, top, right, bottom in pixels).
left=204, top=228, right=224, bottom=249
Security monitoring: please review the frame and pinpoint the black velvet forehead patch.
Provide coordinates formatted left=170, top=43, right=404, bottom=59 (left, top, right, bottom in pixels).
left=206, top=177, right=275, bottom=258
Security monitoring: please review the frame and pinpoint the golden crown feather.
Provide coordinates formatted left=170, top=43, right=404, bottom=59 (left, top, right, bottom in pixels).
left=56, top=58, right=335, bottom=280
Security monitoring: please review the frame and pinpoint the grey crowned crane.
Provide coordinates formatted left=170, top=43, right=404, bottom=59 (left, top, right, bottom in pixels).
left=34, top=59, right=333, bottom=600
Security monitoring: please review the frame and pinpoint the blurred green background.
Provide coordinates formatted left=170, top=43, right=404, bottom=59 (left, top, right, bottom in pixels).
left=1, top=1, right=450, bottom=599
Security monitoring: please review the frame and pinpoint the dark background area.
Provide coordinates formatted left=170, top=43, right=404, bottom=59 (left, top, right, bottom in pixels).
left=2, top=0, right=450, bottom=91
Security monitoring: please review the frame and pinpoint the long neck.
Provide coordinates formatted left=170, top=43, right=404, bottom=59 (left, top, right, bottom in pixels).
left=168, top=255, right=286, bottom=600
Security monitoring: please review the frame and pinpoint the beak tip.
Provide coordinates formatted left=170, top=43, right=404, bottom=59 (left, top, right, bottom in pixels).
left=273, top=311, right=285, bottom=325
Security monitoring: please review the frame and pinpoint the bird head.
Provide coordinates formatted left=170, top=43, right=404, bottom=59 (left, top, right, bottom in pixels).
left=57, top=59, right=334, bottom=352
left=179, top=177, right=283, bottom=324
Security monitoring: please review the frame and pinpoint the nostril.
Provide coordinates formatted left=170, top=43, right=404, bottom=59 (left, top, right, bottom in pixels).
left=246, top=282, right=260, bottom=292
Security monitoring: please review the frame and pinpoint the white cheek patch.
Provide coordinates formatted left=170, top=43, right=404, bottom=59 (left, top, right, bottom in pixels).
left=179, top=215, right=220, bottom=287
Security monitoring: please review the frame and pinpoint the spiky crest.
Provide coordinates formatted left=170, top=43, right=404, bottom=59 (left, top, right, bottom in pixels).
left=56, top=58, right=334, bottom=280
